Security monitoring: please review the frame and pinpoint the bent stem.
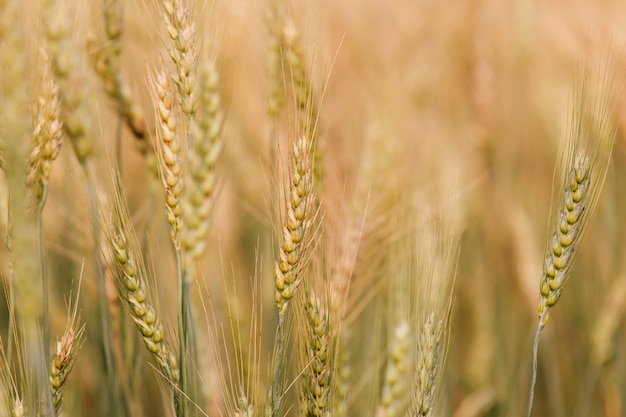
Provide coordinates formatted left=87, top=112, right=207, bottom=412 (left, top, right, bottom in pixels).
left=526, top=321, right=545, bottom=417
left=85, top=165, right=125, bottom=417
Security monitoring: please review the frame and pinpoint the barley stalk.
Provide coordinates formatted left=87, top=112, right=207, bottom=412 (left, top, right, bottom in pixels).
left=266, top=135, right=315, bottom=417
left=26, top=47, right=64, bottom=363
left=526, top=65, right=616, bottom=417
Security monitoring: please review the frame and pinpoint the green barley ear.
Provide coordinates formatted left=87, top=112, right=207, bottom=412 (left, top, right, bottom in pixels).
left=526, top=62, right=618, bottom=417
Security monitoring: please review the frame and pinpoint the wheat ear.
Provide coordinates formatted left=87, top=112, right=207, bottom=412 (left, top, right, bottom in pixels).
left=266, top=135, right=316, bottom=417
left=377, top=320, right=412, bottom=417
left=88, top=0, right=147, bottom=163
left=182, top=58, right=224, bottom=267
left=50, top=313, right=85, bottom=414
left=161, top=0, right=198, bottom=122
left=152, top=68, right=184, bottom=248
left=411, top=313, right=444, bottom=417
left=274, top=136, right=316, bottom=314
left=41, top=0, right=93, bottom=164
left=526, top=65, right=617, bottom=417
left=301, top=291, right=331, bottom=417
left=105, top=176, right=180, bottom=408
left=27, top=47, right=64, bottom=361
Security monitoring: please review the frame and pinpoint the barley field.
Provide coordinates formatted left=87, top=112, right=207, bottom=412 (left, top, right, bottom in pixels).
left=1, top=0, right=626, bottom=416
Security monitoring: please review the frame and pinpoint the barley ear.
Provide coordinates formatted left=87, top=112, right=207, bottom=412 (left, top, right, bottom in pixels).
left=377, top=320, right=412, bottom=417
left=50, top=314, right=85, bottom=414
left=161, top=0, right=198, bottom=121
left=182, top=58, right=224, bottom=267
left=300, top=291, right=331, bottom=417
left=41, top=0, right=93, bottom=164
left=88, top=0, right=147, bottom=153
left=526, top=63, right=617, bottom=417
left=274, top=136, right=316, bottom=314
left=28, top=47, right=63, bottom=213
left=104, top=175, right=180, bottom=405
left=411, top=313, right=444, bottom=417
left=151, top=68, right=184, bottom=249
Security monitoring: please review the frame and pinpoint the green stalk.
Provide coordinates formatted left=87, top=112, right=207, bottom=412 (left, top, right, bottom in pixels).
left=526, top=322, right=544, bottom=417
left=85, top=165, right=126, bottom=417
left=36, top=207, right=49, bottom=364
left=265, top=311, right=286, bottom=417
left=176, top=247, right=189, bottom=417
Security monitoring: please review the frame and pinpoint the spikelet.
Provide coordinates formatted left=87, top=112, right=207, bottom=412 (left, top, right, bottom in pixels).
left=234, top=390, right=254, bottom=417
left=12, top=398, right=24, bottom=417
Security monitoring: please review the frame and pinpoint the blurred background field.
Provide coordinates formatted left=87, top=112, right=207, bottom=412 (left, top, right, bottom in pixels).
left=2, top=0, right=626, bottom=416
